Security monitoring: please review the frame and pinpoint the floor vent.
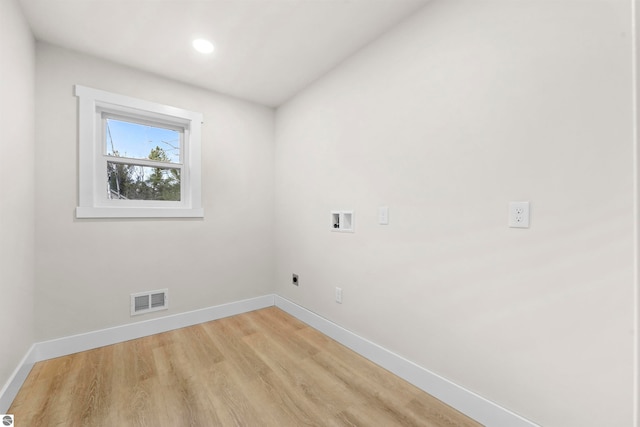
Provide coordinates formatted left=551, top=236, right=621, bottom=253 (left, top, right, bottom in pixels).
left=131, top=289, right=168, bottom=316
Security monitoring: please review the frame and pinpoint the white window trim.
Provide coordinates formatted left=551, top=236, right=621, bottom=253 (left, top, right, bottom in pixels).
left=75, top=85, right=204, bottom=218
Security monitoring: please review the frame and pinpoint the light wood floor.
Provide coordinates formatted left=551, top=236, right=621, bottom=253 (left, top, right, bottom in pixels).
left=9, top=307, right=482, bottom=426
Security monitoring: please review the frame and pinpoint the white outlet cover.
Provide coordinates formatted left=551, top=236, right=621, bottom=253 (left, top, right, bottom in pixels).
left=508, top=201, right=530, bottom=228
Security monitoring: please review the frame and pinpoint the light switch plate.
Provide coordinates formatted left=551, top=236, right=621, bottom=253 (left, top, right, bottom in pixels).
left=378, top=206, right=389, bottom=225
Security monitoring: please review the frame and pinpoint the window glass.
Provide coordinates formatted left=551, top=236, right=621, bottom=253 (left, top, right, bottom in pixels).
left=105, top=118, right=181, bottom=163
left=107, top=162, right=181, bottom=201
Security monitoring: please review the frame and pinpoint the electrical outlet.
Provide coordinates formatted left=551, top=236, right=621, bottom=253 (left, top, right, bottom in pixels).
left=509, top=202, right=530, bottom=228
left=292, top=274, right=299, bottom=286
left=335, top=287, right=342, bottom=304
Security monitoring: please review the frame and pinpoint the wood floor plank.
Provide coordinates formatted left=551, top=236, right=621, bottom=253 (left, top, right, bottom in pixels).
left=9, top=307, right=483, bottom=427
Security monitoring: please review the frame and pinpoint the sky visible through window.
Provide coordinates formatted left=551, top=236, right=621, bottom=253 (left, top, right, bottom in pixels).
left=106, top=118, right=181, bottom=163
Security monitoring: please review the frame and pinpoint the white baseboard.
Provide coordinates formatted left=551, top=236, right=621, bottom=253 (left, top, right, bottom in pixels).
left=1, top=293, right=538, bottom=427
left=32, top=294, right=274, bottom=362
left=274, top=295, right=539, bottom=427
left=0, top=345, right=37, bottom=413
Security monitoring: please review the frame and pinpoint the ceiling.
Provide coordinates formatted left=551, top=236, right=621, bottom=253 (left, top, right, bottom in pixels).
left=19, top=0, right=429, bottom=107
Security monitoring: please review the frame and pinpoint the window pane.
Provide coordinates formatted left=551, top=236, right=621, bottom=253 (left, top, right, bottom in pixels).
left=107, top=162, right=181, bottom=201
left=105, top=118, right=181, bottom=163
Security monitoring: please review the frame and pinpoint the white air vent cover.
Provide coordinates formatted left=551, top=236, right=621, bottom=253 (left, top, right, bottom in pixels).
left=131, top=289, right=168, bottom=316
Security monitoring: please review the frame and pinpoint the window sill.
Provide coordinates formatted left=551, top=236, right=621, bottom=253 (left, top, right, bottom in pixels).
left=76, top=206, right=205, bottom=219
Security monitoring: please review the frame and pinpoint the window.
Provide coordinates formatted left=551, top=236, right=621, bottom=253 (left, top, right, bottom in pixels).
left=75, top=85, right=203, bottom=218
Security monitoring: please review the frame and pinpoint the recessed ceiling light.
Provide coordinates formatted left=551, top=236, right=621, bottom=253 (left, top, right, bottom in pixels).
left=192, top=38, right=214, bottom=54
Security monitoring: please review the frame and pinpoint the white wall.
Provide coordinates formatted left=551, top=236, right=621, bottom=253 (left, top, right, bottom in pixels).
left=275, top=1, right=635, bottom=426
left=0, top=0, right=36, bottom=390
left=35, top=43, right=275, bottom=340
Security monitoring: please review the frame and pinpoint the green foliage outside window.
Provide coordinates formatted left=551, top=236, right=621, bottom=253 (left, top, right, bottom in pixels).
left=107, top=146, right=180, bottom=201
